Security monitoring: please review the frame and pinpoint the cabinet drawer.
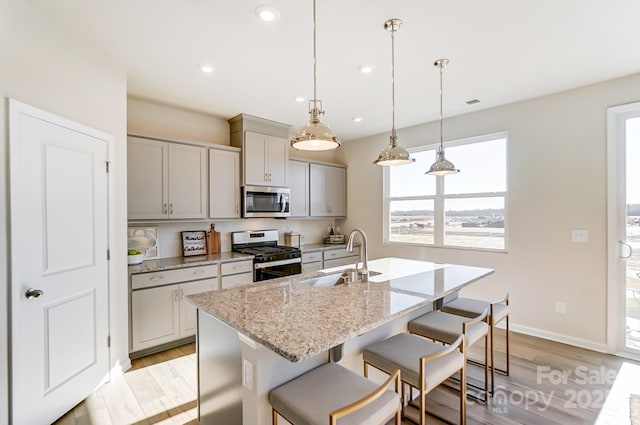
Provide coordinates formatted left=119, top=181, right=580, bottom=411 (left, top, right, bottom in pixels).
left=221, top=272, right=253, bottom=289
left=302, top=251, right=322, bottom=263
left=324, top=256, right=359, bottom=269
left=132, top=265, right=218, bottom=290
left=221, top=260, right=253, bottom=276
left=323, top=246, right=359, bottom=261
left=302, top=262, right=323, bottom=273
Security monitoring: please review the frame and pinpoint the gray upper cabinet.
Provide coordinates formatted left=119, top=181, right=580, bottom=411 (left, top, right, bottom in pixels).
left=288, top=159, right=310, bottom=217
left=244, top=131, right=288, bottom=187
left=310, top=163, right=347, bottom=217
left=128, top=136, right=207, bottom=220
left=209, top=147, right=241, bottom=219
left=229, top=113, right=290, bottom=188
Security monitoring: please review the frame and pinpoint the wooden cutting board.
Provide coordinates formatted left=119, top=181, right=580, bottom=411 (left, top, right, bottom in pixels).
left=207, top=224, right=221, bottom=254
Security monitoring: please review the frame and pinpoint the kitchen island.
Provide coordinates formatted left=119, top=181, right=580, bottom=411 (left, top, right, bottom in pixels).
left=187, top=257, right=493, bottom=425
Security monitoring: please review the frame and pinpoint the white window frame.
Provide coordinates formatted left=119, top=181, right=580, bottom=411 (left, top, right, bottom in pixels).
left=383, top=132, right=509, bottom=252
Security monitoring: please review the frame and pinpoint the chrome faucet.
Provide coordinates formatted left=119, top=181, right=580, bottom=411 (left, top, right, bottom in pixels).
left=346, top=228, right=369, bottom=282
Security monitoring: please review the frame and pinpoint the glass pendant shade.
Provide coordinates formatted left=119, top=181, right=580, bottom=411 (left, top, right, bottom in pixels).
left=291, top=0, right=339, bottom=152
left=426, top=148, right=459, bottom=175
left=374, top=18, right=414, bottom=166
left=291, top=105, right=340, bottom=151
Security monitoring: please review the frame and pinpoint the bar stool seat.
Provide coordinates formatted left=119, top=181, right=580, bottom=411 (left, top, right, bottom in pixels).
left=408, top=310, right=489, bottom=401
left=269, top=362, right=401, bottom=425
left=363, top=333, right=466, bottom=425
left=442, top=295, right=510, bottom=395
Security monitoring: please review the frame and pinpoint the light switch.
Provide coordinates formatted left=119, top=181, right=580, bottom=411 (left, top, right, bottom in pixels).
left=571, top=229, right=588, bottom=243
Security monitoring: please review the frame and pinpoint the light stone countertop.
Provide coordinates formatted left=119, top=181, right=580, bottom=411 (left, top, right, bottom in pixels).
left=128, top=252, right=254, bottom=275
left=299, top=243, right=348, bottom=252
left=187, top=257, right=494, bottom=362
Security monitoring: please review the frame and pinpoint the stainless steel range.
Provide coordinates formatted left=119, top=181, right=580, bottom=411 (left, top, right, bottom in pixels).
left=231, top=229, right=302, bottom=282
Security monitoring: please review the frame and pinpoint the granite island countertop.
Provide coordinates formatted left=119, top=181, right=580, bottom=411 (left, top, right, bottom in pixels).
left=187, top=257, right=493, bottom=362
left=128, top=252, right=254, bottom=274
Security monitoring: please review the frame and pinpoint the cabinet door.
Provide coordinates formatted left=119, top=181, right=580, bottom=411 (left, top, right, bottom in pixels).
left=326, top=165, right=346, bottom=217
left=288, top=160, right=309, bottom=217
left=210, top=149, right=240, bottom=218
left=179, top=279, right=216, bottom=337
left=244, top=131, right=268, bottom=185
left=266, top=136, right=288, bottom=186
left=127, top=137, right=168, bottom=219
left=168, top=143, right=207, bottom=219
left=309, top=163, right=328, bottom=216
left=131, top=285, right=179, bottom=352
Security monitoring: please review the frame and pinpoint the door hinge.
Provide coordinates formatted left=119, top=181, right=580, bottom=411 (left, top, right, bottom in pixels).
left=107, top=249, right=110, bottom=260
left=107, top=335, right=111, bottom=348
left=105, top=161, right=111, bottom=173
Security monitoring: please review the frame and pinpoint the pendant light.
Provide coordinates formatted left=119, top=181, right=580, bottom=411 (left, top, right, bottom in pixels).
left=426, top=59, right=459, bottom=176
left=374, top=19, right=414, bottom=166
left=290, top=0, right=340, bottom=151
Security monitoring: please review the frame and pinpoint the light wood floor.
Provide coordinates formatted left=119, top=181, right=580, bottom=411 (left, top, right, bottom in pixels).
left=55, top=331, right=640, bottom=425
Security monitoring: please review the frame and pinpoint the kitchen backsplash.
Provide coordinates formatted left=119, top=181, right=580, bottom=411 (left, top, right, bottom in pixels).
left=142, top=219, right=337, bottom=259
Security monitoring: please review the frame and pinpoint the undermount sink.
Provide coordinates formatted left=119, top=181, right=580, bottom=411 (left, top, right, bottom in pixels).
left=298, top=269, right=382, bottom=288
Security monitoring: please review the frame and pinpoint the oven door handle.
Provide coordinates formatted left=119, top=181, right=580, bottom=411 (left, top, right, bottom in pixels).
left=254, top=257, right=302, bottom=269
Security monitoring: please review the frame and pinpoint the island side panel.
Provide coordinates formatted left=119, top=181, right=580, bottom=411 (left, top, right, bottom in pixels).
left=239, top=336, right=327, bottom=425
left=198, top=310, right=243, bottom=425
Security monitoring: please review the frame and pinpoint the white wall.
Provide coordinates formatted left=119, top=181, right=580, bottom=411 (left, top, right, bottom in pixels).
left=0, top=2, right=128, bottom=422
left=337, top=73, right=640, bottom=350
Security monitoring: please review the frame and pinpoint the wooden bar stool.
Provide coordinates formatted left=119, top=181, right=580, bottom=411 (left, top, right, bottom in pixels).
left=269, top=362, right=402, bottom=425
left=441, top=294, right=509, bottom=394
left=363, top=333, right=466, bottom=425
left=408, top=309, right=489, bottom=401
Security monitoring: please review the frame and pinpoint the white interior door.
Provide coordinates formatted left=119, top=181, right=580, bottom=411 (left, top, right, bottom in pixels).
left=9, top=99, right=111, bottom=424
left=607, top=101, right=640, bottom=358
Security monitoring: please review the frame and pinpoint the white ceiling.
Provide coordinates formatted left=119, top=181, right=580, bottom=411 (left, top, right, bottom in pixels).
left=28, top=0, right=640, bottom=142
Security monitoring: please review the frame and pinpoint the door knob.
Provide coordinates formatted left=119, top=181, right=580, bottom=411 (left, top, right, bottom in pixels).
left=25, top=288, right=44, bottom=299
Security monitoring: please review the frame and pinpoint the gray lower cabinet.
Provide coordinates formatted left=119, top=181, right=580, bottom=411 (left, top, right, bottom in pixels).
left=301, top=251, right=322, bottom=273
left=323, top=246, right=360, bottom=268
left=301, top=246, right=361, bottom=272
left=130, top=265, right=218, bottom=354
left=220, top=259, right=254, bottom=288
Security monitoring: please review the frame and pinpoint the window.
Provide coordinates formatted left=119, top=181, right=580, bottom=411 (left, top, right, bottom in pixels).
left=385, top=133, right=508, bottom=251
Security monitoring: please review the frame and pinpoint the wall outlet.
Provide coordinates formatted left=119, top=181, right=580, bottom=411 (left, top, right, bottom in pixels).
left=571, top=229, right=588, bottom=243
left=242, top=359, right=254, bottom=391
left=555, top=301, right=566, bottom=315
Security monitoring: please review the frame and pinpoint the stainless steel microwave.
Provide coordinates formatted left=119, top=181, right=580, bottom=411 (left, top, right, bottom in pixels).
left=242, top=186, right=290, bottom=218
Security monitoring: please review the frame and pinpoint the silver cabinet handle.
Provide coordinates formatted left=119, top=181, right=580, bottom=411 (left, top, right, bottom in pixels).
left=175, top=289, right=179, bottom=302
left=163, top=203, right=168, bottom=214
left=170, top=203, right=174, bottom=215
left=621, top=241, right=633, bottom=259
left=149, top=275, right=164, bottom=281
left=25, top=288, right=44, bottom=299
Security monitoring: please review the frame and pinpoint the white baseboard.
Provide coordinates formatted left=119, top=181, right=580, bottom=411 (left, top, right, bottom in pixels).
left=509, top=323, right=609, bottom=354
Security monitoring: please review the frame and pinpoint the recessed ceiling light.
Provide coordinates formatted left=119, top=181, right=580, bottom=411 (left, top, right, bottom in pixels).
left=255, top=5, right=280, bottom=22
left=199, top=64, right=215, bottom=74
left=294, top=96, right=306, bottom=103
left=352, top=116, right=363, bottom=122
left=359, top=64, right=375, bottom=74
